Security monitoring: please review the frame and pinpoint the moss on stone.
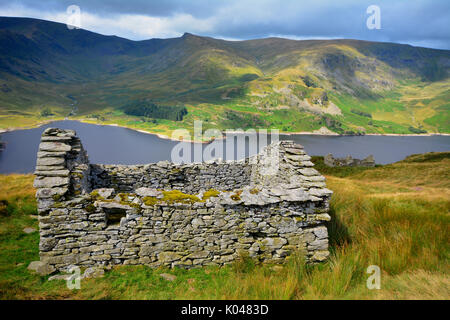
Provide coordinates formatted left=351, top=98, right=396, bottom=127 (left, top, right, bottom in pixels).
left=250, top=188, right=259, bottom=194
left=90, top=190, right=99, bottom=197
left=114, top=193, right=140, bottom=207
left=89, top=190, right=105, bottom=202
left=231, top=190, right=242, bottom=201
left=118, top=193, right=130, bottom=202
left=52, top=194, right=62, bottom=201
left=162, top=190, right=201, bottom=204
left=170, top=168, right=182, bottom=174
left=203, top=189, right=220, bottom=201
left=143, top=196, right=158, bottom=206
left=143, top=190, right=203, bottom=205
left=71, top=172, right=84, bottom=179
left=52, top=202, right=65, bottom=208
left=85, top=204, right=96, bottom=213
left=130, top=202, right=142, bottom=213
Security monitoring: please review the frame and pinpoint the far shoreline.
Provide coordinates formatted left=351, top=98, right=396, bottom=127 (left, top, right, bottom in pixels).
left=1, top=119, right=449, bottom=142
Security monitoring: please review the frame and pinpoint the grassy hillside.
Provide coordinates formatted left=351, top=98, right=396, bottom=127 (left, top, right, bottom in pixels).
left=0, top=152, right=448, bottom=299
left=0, top=17, right=449, bottom=138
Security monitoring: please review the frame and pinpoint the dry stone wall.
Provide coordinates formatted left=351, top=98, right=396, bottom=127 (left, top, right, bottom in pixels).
left=324, top=154, right=375, bottom=167
left=90, top=161, right=252, bottom=194
left=34, top=128, right=332, bottom=272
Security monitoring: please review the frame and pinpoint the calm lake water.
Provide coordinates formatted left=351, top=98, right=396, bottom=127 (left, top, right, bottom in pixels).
left=0, top=120, right=449, bottom=174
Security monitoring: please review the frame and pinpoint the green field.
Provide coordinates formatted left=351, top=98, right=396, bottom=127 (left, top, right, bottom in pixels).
left=0, top=152, right=448, bottom=299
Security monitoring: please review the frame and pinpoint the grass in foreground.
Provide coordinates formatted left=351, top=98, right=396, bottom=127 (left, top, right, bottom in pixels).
left=0, top=153, right=448, bottom=299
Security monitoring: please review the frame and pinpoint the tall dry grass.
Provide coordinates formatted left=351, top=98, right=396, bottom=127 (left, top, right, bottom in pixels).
left=0, top=153, right=449, bottom=299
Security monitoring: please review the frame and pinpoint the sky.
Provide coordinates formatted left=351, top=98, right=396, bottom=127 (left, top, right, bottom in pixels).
left=0, top=0, right=449, bottom=49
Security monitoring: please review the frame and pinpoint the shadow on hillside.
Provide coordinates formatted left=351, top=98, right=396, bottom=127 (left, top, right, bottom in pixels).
left=311, top=156, right=382, bottom=178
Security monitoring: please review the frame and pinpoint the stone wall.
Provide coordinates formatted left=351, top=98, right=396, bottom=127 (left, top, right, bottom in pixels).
left=324, top=154, right=375, bottom=167
left=89, top=161, right=252, bottom=194
left=34, top=128, right=332, bottom=272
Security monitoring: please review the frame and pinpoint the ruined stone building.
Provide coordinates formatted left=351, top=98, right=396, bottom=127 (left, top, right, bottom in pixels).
left=34, top=128, right=332, bottom=272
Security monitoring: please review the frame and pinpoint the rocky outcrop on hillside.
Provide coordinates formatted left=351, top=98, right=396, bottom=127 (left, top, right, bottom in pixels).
left=324, top=154, right=375, bottom=167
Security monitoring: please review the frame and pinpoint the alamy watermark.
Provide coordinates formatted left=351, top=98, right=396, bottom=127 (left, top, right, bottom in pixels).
left=366, top=265, right=381, bottom=289
left=66, top=5, right=82, bottom=30
left=66, top=265, right=81, bottom=290
left=366, top=5, right=381, bottom=30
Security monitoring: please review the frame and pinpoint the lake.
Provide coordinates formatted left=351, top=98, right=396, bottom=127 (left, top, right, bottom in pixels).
left=1, top=120, right=449, bottom=174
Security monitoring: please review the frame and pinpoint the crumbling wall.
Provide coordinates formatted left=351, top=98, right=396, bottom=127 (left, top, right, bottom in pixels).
left=324, top=153, right=375, bottom=167
left=34, top=128, right=332, bottom=272
left=89, top=161, right=252, bottom=194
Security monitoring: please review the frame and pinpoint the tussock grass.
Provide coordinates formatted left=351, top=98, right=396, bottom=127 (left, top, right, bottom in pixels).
left=0, top=153, right=448, bottom=299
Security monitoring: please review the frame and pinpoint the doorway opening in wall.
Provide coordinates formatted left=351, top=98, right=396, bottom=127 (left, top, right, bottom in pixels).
left=104, top=207, right=127, bottom=226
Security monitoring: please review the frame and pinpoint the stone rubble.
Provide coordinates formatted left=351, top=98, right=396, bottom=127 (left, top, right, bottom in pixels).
left=23, top=227, right=37, bottom=234
left=324, top=154, right=375, bottom=167
left=160, top=273, right=177, bottom=282
left=27, top=260, right=56, bottom=276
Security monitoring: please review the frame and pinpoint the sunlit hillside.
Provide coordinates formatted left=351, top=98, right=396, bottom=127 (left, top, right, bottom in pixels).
left=0, top=17, right=449, bottom=137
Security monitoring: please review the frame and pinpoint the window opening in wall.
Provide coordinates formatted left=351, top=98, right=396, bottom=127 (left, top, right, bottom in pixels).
left=104, top=207, right=127, bottom=226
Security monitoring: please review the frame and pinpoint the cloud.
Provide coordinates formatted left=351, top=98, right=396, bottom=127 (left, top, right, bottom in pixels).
left=0, top=0, right=449, bottom=49
left=0, top=3, right=216, bottom=39
left=78, top=12, right=216, bottom=39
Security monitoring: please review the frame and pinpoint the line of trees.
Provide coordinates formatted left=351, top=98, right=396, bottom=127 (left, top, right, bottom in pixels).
left=350, top=108, right=372, bottom=118
left=123, top=101, right=187, bottom=121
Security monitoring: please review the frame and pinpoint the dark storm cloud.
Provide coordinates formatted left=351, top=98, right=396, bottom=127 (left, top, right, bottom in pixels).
left=0, top=0, right=449, bottom=49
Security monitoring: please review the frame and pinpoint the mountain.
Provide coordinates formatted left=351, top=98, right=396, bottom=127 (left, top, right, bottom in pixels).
left=0, top=16, right=449, bottom=136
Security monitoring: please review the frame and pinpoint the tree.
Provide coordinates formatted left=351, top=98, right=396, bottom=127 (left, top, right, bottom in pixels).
left=40, top=107, right=53, bottom=117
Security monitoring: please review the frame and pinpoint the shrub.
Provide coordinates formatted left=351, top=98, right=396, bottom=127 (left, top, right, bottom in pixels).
left=40, top=107, right=54, bottom=117
left=408, top=126, right=427, bottom=134
left=0, top=200, right=8, bottom=217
